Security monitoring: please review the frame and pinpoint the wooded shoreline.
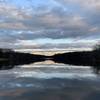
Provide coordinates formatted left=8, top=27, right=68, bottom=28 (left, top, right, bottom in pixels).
left=0, top=48, right=100, bottom=72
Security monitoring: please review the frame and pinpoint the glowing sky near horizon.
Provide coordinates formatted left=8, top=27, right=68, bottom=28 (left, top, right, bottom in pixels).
left=0, top=0, right=100, bottom=50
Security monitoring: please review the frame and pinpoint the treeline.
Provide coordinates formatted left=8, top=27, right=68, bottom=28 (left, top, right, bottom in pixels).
left=0, top=48, right=46, bottom=68
left=1, top=46, right=100, bottom=72
left=51, top=50, right=100, bottom=73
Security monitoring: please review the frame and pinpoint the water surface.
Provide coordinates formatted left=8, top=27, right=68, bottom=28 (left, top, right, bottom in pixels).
left=0, top=61, right=100, bottom=100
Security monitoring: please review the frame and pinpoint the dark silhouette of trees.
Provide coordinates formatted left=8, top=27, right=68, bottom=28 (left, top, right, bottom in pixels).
left=0, top=48, right=47, bottom=70
left=1, top=44, right=100, bottom=73
left=51, top=44, right=100, bottom=74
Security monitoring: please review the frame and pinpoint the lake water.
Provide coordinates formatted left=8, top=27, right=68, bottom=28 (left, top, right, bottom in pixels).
left=0, top=60, right=100, bottom=100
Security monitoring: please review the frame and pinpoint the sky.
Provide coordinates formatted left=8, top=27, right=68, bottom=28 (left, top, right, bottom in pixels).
left=0, top=0, right=100, bottom=50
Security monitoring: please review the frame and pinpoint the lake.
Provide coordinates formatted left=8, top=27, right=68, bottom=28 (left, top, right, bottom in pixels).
left=0, top=60, right=100, bottom=100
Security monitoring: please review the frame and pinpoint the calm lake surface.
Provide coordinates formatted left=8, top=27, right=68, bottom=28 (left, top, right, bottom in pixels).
left=0, top=60, right=100, bottom=100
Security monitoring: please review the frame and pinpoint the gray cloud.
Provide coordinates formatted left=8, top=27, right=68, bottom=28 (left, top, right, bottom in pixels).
left=0, top=0, right=100, bottom=49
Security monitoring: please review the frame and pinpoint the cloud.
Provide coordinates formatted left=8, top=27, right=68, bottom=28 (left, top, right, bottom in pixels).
left=54, top=0, right=100, bottom=10
left=38, top=12, right=87, bottom=28
left=0, top=3, right=31, bottom=20
left=0, top=1, right=88, bottom=30
left=0, top=0, right=100, bottom=49
left=0, top=2, right=32, bottom=29
left=12, top=38, right=95, bottom=50
left=0, top=22, right=27, bottom=29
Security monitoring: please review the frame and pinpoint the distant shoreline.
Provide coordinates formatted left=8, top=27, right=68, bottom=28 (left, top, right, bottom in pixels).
left=0, top=48, right=100, bottom=73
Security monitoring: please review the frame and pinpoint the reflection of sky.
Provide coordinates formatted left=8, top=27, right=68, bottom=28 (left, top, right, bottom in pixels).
left=0, top=64, right=97, bottom=80
left=0, top=62, right=99, bottom=99
left=0, top=0, right=100, bottom=50
left=15, top=63, right=96, bottom=79
left=0, top=63, right=98, bottom=91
